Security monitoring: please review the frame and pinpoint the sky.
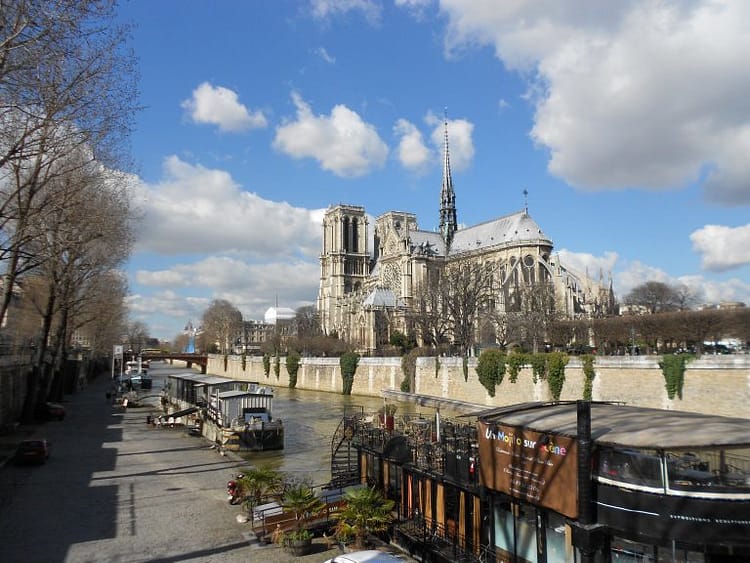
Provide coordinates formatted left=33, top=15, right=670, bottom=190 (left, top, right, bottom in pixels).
left=117, top=0, right=750, bottom=342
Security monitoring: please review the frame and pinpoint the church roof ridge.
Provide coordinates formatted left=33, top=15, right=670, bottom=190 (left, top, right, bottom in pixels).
left=458, top=208, right=529, bottom=230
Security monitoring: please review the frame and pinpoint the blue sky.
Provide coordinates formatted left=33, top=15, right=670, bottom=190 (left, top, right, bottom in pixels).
left=118, top=1, right=750, bottom=341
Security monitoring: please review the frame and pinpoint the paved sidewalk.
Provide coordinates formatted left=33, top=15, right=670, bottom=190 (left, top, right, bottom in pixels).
left=0, top=369, right=414, bottom=562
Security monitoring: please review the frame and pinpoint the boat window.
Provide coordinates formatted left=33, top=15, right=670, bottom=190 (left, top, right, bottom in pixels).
left=666, top=448, right=750, bottom=492
left=609, top=537, right=657, bottom=562
left=596, top=447, right=662, bottom=488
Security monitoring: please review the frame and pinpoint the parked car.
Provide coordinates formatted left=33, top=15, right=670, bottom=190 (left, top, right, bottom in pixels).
left=42, top=402, right=66, bottom=420
left=323, top=551, right=405, bottom=563
left=15, top=439, right=50, bottom=464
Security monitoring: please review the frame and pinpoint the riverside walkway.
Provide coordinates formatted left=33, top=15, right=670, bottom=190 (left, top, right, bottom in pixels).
left=0, top=364, right=348, bottom=562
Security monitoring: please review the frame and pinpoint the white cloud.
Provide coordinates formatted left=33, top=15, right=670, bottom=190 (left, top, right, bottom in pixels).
left=395, top=0, right=432, bottom=19
left=182, top=82, right=267, bottom=133
left=273, top=92, right=389, bottom=177
left=394, top=118, right=431, bottom=171
left=690, top=223, right=750, bottom=271
left=609, top=260, right=671, bottom=300
left=425, top=113, right=475, bottom=171
left=438, top=0, right=750, bottom=204
left=685, top=276, right=750, bottom=305
left=134, top=257, right=320, bottom=321
left=127, top=289, right=207, bottom=320
left=134, top=156, right=322, bottom=257
left=135, top=270, right=187, bottom=287
left=310, top=0, right=382, bottom=24
left=313, top=46, right=336, bottom=64
left=601, top=259, right=750, bottom=306
left=556, top=249, right=619, bottom=281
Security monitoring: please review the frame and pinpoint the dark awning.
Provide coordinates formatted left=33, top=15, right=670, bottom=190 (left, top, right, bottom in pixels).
left=159, top=406, right=199, bottom=419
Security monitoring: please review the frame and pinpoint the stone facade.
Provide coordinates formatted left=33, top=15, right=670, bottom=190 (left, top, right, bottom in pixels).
left=207, top=354, right=750, bottom=420
left=316, top=117, right=615, bottom=353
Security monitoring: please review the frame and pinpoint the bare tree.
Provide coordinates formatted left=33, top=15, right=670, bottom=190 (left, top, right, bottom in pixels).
left=441, top=259, right=498, bottom=355
left=625, top=281, right=684, bottom=313
left=77, top=271, right=128, bottom=358
left=202, top=299, right=243, bottom=354
left=295, top=305, right=321, bottom=338
left=506, top=281, right=559, bottom=353
left=124, top=321, right=150, bottom=359
left=18, top=152, right=134, bottom=418
left=0, top=0, right=138, bottom=329
left=409, top=266, right=451, bottom=348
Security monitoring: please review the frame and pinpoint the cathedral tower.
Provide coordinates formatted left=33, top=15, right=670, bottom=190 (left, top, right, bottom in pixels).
left=317, top=205, right=370, bottom=336
left=439, top=110, right=457, bottom=247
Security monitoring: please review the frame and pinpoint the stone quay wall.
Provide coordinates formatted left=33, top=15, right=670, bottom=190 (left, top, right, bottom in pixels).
left=207, top=354, right=750, bottom=419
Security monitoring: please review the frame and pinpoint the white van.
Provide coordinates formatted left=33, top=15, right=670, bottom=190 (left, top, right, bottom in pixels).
left=323, top=550, right=405, bottom=563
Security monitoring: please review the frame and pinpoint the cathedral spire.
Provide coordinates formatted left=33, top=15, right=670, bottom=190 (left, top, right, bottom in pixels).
left=439, top=108, right=457, bottom=247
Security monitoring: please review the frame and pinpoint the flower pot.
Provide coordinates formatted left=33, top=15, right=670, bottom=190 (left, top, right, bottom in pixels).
left=379, top=414, right=394, bottom=431
left=285, top=537, right=313, bottom=556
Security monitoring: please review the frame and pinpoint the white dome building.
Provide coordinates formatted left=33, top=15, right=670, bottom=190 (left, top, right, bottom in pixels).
left=264, top=306, right=296, bottom=325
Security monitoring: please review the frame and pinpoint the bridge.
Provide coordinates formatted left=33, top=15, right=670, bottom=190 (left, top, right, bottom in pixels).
left=141, top=352, right=209, bottom=374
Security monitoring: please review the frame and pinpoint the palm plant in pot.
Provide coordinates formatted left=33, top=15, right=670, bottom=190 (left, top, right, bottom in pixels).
left=332, top=486, right=395, bottom=550
left=279, top=481, right=324, bottom=556
left=238, top=464, right=284, bottom=516
left=237, top=465, right=285, bottom=542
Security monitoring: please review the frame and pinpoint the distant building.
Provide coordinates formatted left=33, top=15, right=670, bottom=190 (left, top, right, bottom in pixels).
left=264, top=307, right=296, bottom=324
left=234, top=307, right=298, bottom=355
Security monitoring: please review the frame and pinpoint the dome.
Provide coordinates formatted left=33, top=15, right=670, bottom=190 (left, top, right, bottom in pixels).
left=264, top=306, right=296, bottom=324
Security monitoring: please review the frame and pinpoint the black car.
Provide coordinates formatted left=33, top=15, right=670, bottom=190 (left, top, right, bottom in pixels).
left=15, top=439, right=50, bottom=464
left=40, top=402, right=65, bottom=421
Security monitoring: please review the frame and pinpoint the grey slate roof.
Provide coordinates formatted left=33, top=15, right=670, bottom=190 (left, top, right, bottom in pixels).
left=449, top=210, right=552, bottom=255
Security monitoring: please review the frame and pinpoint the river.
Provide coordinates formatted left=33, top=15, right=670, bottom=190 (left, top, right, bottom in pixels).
left=151, top=363, right=460, bottom=486
left=238, top=386, right=433, bottom=486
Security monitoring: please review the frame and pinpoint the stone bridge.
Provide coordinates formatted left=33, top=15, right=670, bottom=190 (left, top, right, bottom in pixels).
left=142, top=353, right=208, bottom=374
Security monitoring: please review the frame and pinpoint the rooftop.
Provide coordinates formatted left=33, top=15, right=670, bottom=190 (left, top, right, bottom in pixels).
left=477, top=402, right=750, bottom=450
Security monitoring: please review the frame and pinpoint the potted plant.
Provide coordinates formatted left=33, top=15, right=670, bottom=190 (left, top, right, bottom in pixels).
left=282, top=528, right=314, bottom=555
left=280, top=481, right=324, bottom=556
left=332, top=486, right=395, bottom=550
left=238, top=465, right=285, bottom=517
left=378, top=404, right=397, bottom=431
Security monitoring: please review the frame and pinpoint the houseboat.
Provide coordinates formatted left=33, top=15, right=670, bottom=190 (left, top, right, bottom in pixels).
left=165, top=374, right=283, bottom=451
left=209, top=383, right=284, bottom=451
left=333, top=400, right=750, bottom=562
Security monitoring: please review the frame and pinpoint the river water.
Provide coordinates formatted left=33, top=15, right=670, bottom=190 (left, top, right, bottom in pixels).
left=239, top=386, right=412, bottom=486
left=153, top=363, right=460, bottom=487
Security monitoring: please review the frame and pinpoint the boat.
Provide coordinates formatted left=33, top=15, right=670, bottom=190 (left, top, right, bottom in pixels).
left=213, top=383, right=284, bottom=451
left=164, top=374, right=284, bottom=451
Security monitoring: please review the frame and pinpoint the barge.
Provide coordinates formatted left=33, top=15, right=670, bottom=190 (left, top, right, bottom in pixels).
left=165, top=374, right=284, bottom=451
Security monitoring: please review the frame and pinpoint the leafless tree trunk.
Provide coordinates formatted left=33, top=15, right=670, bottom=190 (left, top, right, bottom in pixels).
left=0, top=0, right=138, bottom=328
left=202, top=299, right=243, bottom=354
left=19, top=151, right=133, bottom=419
left=441, top=259, right=498, bottom=355
left=409, top=267, right=450, bottom=348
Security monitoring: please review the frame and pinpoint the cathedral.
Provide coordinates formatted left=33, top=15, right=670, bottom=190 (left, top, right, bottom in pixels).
left=317, top=117, right=615, bottom=354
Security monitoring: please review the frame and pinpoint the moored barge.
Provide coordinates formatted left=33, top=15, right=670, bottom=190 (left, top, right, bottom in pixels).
left=165, top=373, right=284, bottom=451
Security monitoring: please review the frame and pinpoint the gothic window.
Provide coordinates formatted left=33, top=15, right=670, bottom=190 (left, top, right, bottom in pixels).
left=342, top=217, right=350, bottom=252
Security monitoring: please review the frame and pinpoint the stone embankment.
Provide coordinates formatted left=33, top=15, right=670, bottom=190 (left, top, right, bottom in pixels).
left=208, top=354, right=750, bottom=419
